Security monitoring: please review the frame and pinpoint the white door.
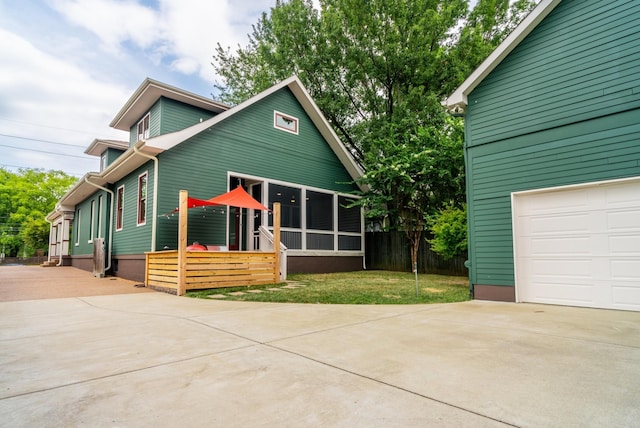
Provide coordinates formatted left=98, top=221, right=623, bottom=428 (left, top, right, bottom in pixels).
left=512, top=178, right=640, bottom=311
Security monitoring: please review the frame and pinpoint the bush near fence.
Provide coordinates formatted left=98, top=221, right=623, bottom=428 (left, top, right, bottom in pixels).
left=365, top=232, right=467, bottom=276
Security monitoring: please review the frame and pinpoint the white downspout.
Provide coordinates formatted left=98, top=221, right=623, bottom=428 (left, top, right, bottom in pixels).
left=84, top=177, right=114, bottom=272
left=133, top=146, right=159, bottom=251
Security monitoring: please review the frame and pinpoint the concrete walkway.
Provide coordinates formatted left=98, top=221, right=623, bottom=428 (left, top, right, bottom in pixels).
left=0, top=269, right=639, bottom=426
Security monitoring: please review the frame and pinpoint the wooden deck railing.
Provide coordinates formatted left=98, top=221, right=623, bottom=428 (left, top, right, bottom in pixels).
left=146, top=250, right=278, bottom=293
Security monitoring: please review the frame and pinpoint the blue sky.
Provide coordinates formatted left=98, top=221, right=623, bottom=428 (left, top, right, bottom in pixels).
left=0, top=0, right=281, bottom=176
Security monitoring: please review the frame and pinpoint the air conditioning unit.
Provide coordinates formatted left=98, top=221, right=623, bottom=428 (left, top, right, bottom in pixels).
left=93, top=238, right=105, bottom=278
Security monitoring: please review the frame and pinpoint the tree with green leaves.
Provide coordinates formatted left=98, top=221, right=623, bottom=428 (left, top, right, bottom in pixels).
left=0, top=168, right=76, bottom=257
left=213, top=0, right=536, bottom=269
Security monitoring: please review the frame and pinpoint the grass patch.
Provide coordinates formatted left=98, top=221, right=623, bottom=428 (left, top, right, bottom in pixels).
left=187, top=270, right=470, bottom=304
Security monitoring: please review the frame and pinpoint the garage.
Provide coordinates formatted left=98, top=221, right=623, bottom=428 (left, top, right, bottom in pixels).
left=512, top=177, right=640, bottom=311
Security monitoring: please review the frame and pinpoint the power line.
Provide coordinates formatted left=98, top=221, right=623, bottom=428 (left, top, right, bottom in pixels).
left=0, top=117, right=99, bottom=135
left=0, top=143, right=93, bottom=159
left=0, top=133, right=88, bottom=148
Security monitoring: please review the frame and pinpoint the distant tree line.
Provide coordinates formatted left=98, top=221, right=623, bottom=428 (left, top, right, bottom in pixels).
left=0, top=168, right=76, bottom=257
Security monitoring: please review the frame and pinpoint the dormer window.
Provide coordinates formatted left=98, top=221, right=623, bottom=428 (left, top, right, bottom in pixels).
left=274, top=111, right=298, bottom=135
left=137, top=113, right=150, bottom=141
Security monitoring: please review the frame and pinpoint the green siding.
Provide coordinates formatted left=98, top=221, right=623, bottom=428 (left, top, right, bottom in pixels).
left=111, top=163, right=154, bottom=255
left=155, top=87, right=359, bottom=250
left=464, top=0, right=640, bottom=288
left=105, top=148, right=125, bottom=168
left=467, top=0, right=640, bottom=147
left=128, top=98, right=216, bottom=145
left=72, top=189, right=110, bottom=256
left=158, top=97, right=216, bottom=135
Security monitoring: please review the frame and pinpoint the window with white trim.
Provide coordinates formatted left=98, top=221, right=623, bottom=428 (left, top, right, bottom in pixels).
left=137, top=113, right=150, bottom=141
left=116, top=185, right=125, bottom=231
left=75, top=209, right=81, bottom=246
left=274, top=111, right=298, bottom=135
left=97, top=195, right=103, bottom=238
left=137, top=172, right=147, bottom=226
left=89, top=200, right=96, bottom=243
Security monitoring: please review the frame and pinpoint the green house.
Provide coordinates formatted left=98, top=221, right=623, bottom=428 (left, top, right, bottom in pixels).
left=47, top=77, right=365, bottom=282
left=445, top=0, right=640, bottom=311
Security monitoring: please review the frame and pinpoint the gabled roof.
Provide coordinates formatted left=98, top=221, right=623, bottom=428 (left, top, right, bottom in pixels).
left=444, top=0, right=561, bottom=113
left=109, top=78, right=229, bottom=131
left=50, top=76, right=366, bottom=219
left=84, top=138, right=129, bottom=157
left=143, top=75, right=365, bottom=187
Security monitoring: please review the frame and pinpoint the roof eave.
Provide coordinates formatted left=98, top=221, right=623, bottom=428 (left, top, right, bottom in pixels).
left=444, top=0, right=562, bottom=111
left=109, top=78, right=229, bottom=131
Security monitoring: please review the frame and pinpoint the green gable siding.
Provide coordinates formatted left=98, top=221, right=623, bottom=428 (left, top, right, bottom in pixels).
left=158, top=97, right=216, bottom=135
left=104, top=148, right=125, bottom=168
left=111, top=163, right=154, bottom=255
left=154, top=87, right=359, bottom=250
left=464, top=0, right=640, bottom=290
left=467, top=0, right=640, bottom=147
left=128, top=98, right=216, bottom=145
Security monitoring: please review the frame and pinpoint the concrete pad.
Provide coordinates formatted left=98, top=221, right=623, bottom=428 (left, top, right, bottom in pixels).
left=1, top=291, right=639, bottom=427
left=272, top=301, right=640, bottom=427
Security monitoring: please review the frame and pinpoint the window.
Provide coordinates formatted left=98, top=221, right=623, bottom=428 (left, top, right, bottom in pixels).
left=274, top=111, right=298, bottom=135
left=137, top=113, right=150, bottom=141
left=306, top=190, right=333, bottom=231
left=89, top=200, right=96, bottom=243
left=101, top=153, right=107, bottom=171
left=137, top=172, right=147, bottom=225
left=116, top=186, right=124, bottom=230
left=75, top=209, right=81, bottom=246
left=338, top=196, right=361, bottom=233
left=269, top=183, right=301, bottom=228
left=97, top=195, right=103, bottom=238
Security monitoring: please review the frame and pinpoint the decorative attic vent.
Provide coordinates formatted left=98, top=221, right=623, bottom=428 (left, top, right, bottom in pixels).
left=274, top=111, right=298, bottom=135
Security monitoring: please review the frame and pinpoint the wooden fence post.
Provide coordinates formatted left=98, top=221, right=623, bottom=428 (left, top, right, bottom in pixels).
left=273, top=202, right=281, bottom=282
left=177, top=190, right=188, bottom=296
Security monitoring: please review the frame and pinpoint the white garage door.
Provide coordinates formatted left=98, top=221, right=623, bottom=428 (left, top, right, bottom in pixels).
left=513, top=177, right=640, bottom=311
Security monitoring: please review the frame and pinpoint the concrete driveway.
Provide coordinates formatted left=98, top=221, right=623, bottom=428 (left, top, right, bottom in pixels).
left=1, top=267, right=639, bottom=427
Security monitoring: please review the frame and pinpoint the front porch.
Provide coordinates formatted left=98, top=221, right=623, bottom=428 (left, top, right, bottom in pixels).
left=145, top=250, right=280, bottom=294
left=145, top=190, right=283, bottom=295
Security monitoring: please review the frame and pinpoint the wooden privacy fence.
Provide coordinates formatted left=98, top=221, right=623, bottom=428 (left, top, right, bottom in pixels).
left=365, top=231, right=468, bottom=276
left=146, top=250, right=278, bottom=294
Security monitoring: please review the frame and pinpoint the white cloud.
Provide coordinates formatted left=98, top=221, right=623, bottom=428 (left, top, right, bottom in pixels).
left=52, top=0, right=271, bottom=81
left=0, top=27, right=129, bottom=174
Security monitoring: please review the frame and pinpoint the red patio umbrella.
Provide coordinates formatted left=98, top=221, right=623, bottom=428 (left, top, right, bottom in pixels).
left=205, top=186, right=269, bottom=211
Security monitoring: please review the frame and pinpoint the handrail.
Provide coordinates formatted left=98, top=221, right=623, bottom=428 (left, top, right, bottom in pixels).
left=257, top=225, right=287, bottom=280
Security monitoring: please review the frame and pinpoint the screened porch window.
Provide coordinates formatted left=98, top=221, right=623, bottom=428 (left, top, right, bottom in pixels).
left=268, top=183, right=301, bottom=228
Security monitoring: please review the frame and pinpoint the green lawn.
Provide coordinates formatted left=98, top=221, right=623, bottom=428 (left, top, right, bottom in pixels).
left=187, top=270, right=470, bottom=304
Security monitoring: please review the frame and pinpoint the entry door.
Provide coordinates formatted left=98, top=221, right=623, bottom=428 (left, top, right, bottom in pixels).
left=513, top=178, right=640, bottom=311
left=229, top=206, right=240, bottom=251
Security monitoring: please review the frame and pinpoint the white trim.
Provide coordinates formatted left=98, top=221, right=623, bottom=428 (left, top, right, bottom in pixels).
left=511, top=175, right=640, bottom=198
left=137, top=113, right=150, bottom=141
left=274, top=110, right=299, bottom=135
left=511, top=175, right=640, bottom=304
left=137, top=171, right=148, bottom=226
left=116, top=185, right=125, bottom=231
left=88, top=199, right=96, bottom=243
left=227, top=171, right=364, bottom=255
left=444, top=0, right=561, bottom=110
left=97, top=195, right=103, bottom=239
left=75, top=208, right=81, bottom=246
